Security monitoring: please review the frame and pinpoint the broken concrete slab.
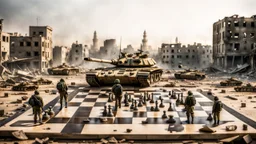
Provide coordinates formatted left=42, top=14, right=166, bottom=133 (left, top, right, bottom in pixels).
left=12, top=130, right=28, bottom=140
left=21, top=96, right=28, bottom=100
left=219, top=135, right=240, bottom=143
left=108, top=137, right=118, bottom=143
left=199, top=125, right=216, bottom=133
left=0, top=108, right=4, bottom=116
left=226, top=125, right=237, bottom=131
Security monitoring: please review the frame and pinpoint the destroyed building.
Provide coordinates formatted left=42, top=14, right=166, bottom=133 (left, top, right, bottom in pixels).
left=123, top=45, right=135, bottom=54
left=160, top=41, right=212, bottom=69
left=98, top=39, right=119, bottom=58
left=213, top=14, right=256, bottom=70
left=0, top=19, right=10, bottom=63
left=52, top=46, right=69, bottom=67
left=9, top=26, right=53, bottom=72
left=68, top=41, right=89, bottom=66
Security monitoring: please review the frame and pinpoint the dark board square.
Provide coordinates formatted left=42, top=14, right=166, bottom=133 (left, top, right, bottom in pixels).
left=94, top=102, right=107, bottom=107
left=194, top=106, right=204, bottom=111
left=85, top=118, right=114, bottom=124
left=69, top=117, right=90, bottom=124
left=81, top=89, right=90, bottom=92
left=47, top=118, right=70, bottom=123
left=146, top=118, right=181, bottom=124
left=68, top=102, right=81, bottom=107
left=98, top=93, right=109, bottom=98
left=114, top=118, right=132, bottom=124
left=88, top=92, right=100, bottom=95
left=10, top=120, right=34, bottom=127
left=76, top=95, right=87, bottom=98
left=83, top=98, right=97, bottom=102
left=61, top=123, right=84, bottom=134
left=133, top=112, right=147, bottom=117
left=72, top=107, right=92, bottom=117
left=199, top=102, right=213, bottom=106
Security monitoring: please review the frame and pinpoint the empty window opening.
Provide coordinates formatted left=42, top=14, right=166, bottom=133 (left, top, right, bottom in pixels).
left=172, top=55, right=174, bottom=58
left=163, top=56, right=165, bottom=58
left=188, top=50, right=190, bottom=52
left=234, top=21, right=239, bottom=27
left=234, top=33, right=239, bottom=39
left=2, top=36, right=6, bottom=42
left=20, top=42, right=24, bottom=46
left=250, top=33, right=255, bottom=38
left=171, top=45, right=175, bottom=48
left=251, top=22, right=255, bottom=27
left=171, top=50, right=174, bottom=53
left=75, top=50, right=79, bottom=53
left=186, top=55, right=189, bottom=58
left=34, top=51, right=39, bottom=56
left=227, top=21, right=231, bottom=27
left=27, top=42, right=31, bottom=46
left=26, top=52, right=31, bottom=57
left=251, top=43, right=255, bottom=50
left=177, top=49, right=181, bottom=53
left=243, top=21, right=246, bottom=27
left=34, top=42, right=39, bottom=47
left=234, top=43, right=240, bottom=51
left=39, top=32, right=44, bottom=35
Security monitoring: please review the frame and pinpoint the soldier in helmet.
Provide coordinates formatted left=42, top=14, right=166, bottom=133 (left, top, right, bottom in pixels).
left=184, top=91, right=196, bottom=124
left=56, top=78, right=68, bottom=110
left=112, top=79, right=123, bottom=111
left=28, top=90, right=44, bottom=124
left=212, top=96, right=223, bottom=125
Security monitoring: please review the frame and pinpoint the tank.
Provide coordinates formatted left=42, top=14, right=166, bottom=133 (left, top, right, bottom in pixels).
left=47, top=63, right=80, bottom=75
left=174, top=65, right=206, bottom=80
left=84, top=50, right=163, bottom=87
left=31, top=78, right=52, bottom=85
left=12, top=82, right=39, bottom=91
left=220, top=77, right=243, bottom=86
left=234, top=83, right=256, bottom=92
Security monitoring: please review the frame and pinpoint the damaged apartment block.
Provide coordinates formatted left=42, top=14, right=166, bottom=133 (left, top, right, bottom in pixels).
left=213, top=14, right=256, bottom=71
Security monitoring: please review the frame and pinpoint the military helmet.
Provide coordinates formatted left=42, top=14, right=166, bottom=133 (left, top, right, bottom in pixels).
left=114, top=79, right=120, bottom=84
left=60, top=78, right=65, bottom=82
left=34, top=90, right=39, bottom=95
left=188, top=91, right=193, bottom=95
left=214, top=96, right=219, bottom=101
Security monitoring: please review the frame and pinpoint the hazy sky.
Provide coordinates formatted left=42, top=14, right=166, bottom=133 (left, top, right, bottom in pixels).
left=0, top=0, right=255, bottom=49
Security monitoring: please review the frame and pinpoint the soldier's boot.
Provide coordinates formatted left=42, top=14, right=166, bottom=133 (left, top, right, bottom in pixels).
left=187, top=116, right=190, bottom=124
left=59, top=104, right=63, bottom=110
left=34, top=119, right=37, bottom=124
left=65, top=102, right=68, bottom=108
left=217, top=120, right=220, bottom=125
left=191, top=116, right=194, bottom=124
left=213, top=115, right=216, bottom=125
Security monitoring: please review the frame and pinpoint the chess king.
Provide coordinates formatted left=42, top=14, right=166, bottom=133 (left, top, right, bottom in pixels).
left=212, top=96, right=223, bottom=125
left=28, top=90, right=44, bottom=125
left=112, top=79, right=123, bottom=110
left=184, top=91, right=196, bottom=124
left=57, top=78, right=68, bottom=110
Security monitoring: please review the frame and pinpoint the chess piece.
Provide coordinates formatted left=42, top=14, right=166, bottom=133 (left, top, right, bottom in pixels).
left=47, top=106, right=55, bottom=116
left=162, top=110, right=167, bottom=118
left=154, top=100, right=160, bottom=111
left=150, top=106, right=154, bottom=111
left=42, top=111, right=50, bottom=121
left=176, top=95, right=180, bottom=106
left=123, top=92, right=128, bottom=103
left=166, top=115, right=176, bottom=123
left=207, top=113, right=213, bottom=121
left=159, top=96, right=162, bottom=100
left=111, top=93, right=115, bottom=101
left=108, top=93, right=113, bottom=102
left=107, top=105, right=113, bottom=117
left=150, top=94, right=154, bottom=103
left=103, top=105, right=108, bottom=116
left=168, top=102, right=174, bottom=111
left=159, top=99, right=165, bottom=108
left=169, top=91, right=172, bottom=96
left=147, top=93, right=151, bottom=101
left=125, top=97, right=130, bottom=107
left=143, top=95, right=147, bottom=105
left=130, top=98, right=134, bottom=109
left=128, top=94, right=132, bottom=102
left=138, top=98, right=143, bottom=107
left=133, top=100, right=138, bottom=111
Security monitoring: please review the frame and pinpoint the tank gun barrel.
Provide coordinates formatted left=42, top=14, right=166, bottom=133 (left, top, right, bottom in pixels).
left=84, top=57, right=113, bottom=64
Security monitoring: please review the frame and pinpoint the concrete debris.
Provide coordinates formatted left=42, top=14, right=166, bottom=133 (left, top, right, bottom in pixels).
left=225, top=96, right=238, bottom=100
left=226, top=125, right=237, bottom=131
left=45, top=90, right=49, bottom=93
left=4, top=93, right=8, bottom=97
left=241, top=103, right=246, bottom=108
left=16, top=99, right=22, bottom=103
left=119, top=139, right=126, bottom=143
left=220, top=135, right=240, bottom=143
left=12, top=92, right=28, bottom=95
left=243, top=124, right=248, bottom=130
left=100, top=138, right=108, bottom=144
left=12, top=130, right=28, bottom=140
left=107, top=137, right=118, bottom=143
left=182, top=140, right=195, bottom=144
left=71, top=82, right=76, bottom=85
left=180, top=85, right=197, bottom=88
left=0, top=108, right=4, bottom=116
left=248, top=96, right=252, bottom=99
left=199, top=125, right=216, bottom=133
left=229, top=63, right=250, bottom=74
left=51, top=90, right=57, bottom=94
left=243, top=135, right=253, bottom=144
left=21, top=96, right=28, bottom=100
left=221, top=90, right=226, bottom=93
left=126, top=128, right=132, bottom=133
left=23, top=104, right=29, bottom=108
left=35, top=137, right=49, bottom=144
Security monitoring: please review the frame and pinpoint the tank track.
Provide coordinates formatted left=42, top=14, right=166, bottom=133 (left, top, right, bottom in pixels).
left=234, top=87, right=256, bottom=92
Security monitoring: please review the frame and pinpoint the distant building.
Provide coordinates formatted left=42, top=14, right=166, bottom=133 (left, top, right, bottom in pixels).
left=53, top=46, right=69, bottom=67
left=213, top=14, right=256, bottom=70
left=9, top=26, right=53, bottom=72
left=69, top=41, right=89, bottom=66
left=99, top=39, right=119, bottom=58
left=91, top=31, right=99, bottom=52
left=141, top=30, right=148, bottom=51
left=0, top=19, right=10, bottom=63
left=160, top=42, right=212, bottom=69
left=123, top=45, right=135, bottom=54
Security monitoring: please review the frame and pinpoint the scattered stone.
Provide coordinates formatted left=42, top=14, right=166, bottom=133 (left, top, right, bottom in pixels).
left=226, top=96, right=238, bottom=100
left=126, top=128, right=132, bottom=133
left=243, top=124, right=248, bottom=131
left=51, top=90, right=57, bottom=94
left=182, top=140, right=195, bottom=144
left=142, top=120, right=148, bottom=124
left=220, top=135, right=240, bottom=143
left=119, top=139, right=126, bottom=143
left=71, top=82, right=76, bottom=85
left=21, top=96, right=28, bottom=101
left=12, top=92, right=28, bottom=95
left=248, top=96, right=252, bottom=99
left=243, top=135, right=252, bottom=144
left=0, top=108, right=4, bottom=116
left=251, top=101, right=256, bottom=103
left=100, top=138, right=108, bottom=144
left=4, top=93, right=8, bottom=97
left=45, top=90, right=50, bottom=93
left=35, top=137, right=49, bottom=144
left=199, top=125, right=216, bottom=133
left=100, top=117, right=108, bottom=122
left=108, top=137, right=118, bottom=143
left=12, top=130, right=28, bottom=140
left=0, top=102, right=4, bottom=105
left=16, top=99, right=22, bottom=103
left=241, top=103, right=246, bottom=108
left=128, top=140, right=134, bottom=143
left=226, top=125, right=237, bottom=131
left=83, top=118, right=90, bottom=122
left=221, top=90, right=226, bottom=93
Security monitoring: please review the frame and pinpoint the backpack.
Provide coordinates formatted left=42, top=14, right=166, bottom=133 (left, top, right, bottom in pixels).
left=29, top=95, right=42, bottom=107
left=57, top=82, right=65, bottom=91
left=215, top=101, right=223, bottom=112
left=186, top=96, right=196, bottom=106
left=113, top=84, right=122, bottom=96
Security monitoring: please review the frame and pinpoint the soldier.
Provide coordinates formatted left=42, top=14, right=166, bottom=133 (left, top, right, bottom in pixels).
left=184, top=91, right=196, bottom=124
left=28, top=90, right=44, bottom=125
left=57, top=78, right=68, bottom=110
left=212, top=96, right=223, bottom=125
left=112, top=79, right=123, bottom=111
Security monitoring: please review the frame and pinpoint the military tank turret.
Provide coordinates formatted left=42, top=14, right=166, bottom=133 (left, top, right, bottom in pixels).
left=220, top=77, right=242, bottom=86
left=174, top=65, right=206, bottom=80
left=47, top=63, right=80, bottom=75
left=84, top=50, right=163, bottom=87
left=234, top=83, right=256, bottom=92
left=12, top=82, right=38, bottom=91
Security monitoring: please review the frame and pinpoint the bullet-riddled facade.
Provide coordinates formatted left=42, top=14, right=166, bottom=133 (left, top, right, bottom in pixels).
left=0, top=19, right=10, bottom=62
left=53, top=46, right=69, bottom=67
left=160, top=42, right=212, bottom=69
left=10, top=26, right=53, bottom=72
left=213, top=14, right=256, bottom=70
left=69, top=41, right=89, bottom=66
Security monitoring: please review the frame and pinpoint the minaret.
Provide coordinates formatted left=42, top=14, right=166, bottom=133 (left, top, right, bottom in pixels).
left=141, top=30, right=148, bottom=51
left=175, top=37, right=178, bottom=44
left=92, top=31, right=98, bottom=51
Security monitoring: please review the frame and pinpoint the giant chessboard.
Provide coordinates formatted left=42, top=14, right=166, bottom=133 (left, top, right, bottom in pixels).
left=0, top=87, right=255, bottom=140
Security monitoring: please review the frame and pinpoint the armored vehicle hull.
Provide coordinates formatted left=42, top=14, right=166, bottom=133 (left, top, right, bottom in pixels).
left=31, top=78, right=52, bottom=85
left=48, top=63, right=79, bottom=75
left=12, top=82, right=38, bottom=91
left=234, top=84, right=256, bottom=92
left=220, top=78, right=242, bottom=86
left=174, top=72, right=206, bottom=80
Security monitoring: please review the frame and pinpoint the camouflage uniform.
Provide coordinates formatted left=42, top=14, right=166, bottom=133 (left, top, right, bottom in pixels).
left=57, top=79, right=68, bottom=110
left=184, top=91, right=196, bottom=124
left=212, top=96, right=223, bottom=125
left=112, top=79, right=123, bottom=110
left=28, top=90, right=44, bottom=124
